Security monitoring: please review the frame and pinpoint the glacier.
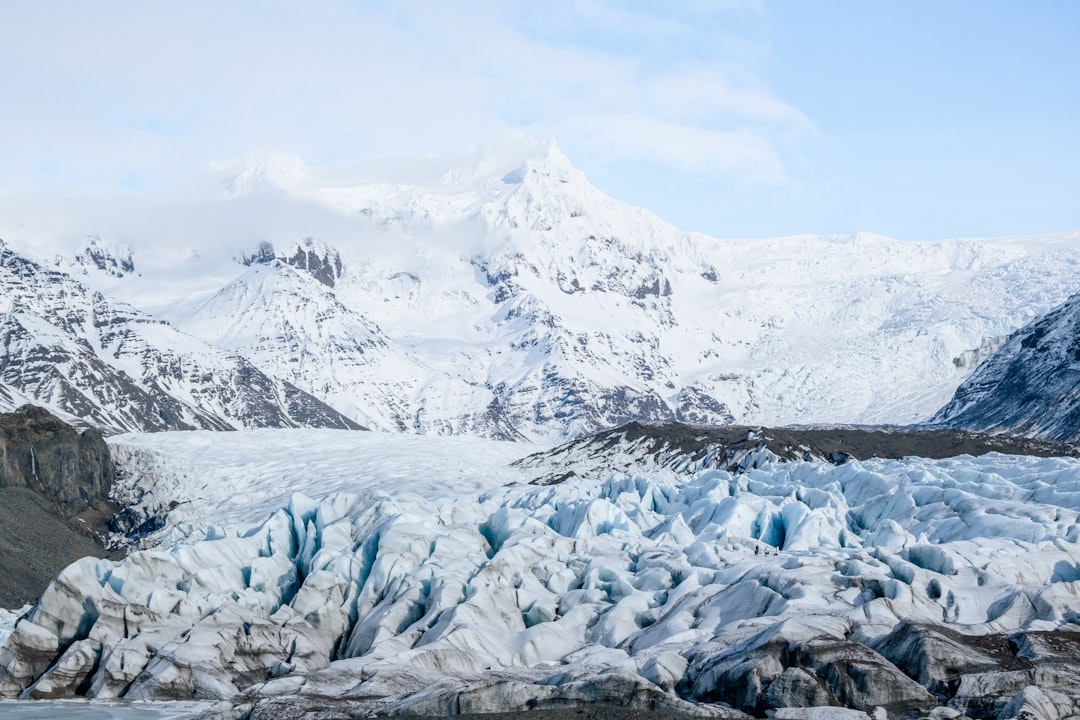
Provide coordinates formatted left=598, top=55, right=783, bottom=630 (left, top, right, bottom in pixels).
left=3, top=428, right=1080, bottom=718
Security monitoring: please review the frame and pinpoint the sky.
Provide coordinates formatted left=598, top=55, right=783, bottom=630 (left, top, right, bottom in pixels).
left=1, top=0, right=1077, bottom=240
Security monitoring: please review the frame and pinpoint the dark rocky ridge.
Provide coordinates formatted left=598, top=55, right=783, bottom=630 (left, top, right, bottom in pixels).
left=933, top=290, right=1080, bottom=443
left=0, top=405, right=116, bottom=606
left=520, top=421, right=1077, bottom=485
left=241, top=238, right=344, bottom=287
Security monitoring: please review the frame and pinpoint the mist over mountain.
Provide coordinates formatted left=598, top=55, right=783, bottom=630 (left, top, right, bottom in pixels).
left=4, top=136, right=1080, bottom=441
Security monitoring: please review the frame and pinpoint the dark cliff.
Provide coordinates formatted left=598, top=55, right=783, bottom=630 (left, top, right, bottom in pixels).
left=0, top=405, right=115, bottom=606
left=0, top=405, right=113, bottom=514
left=932, top=292, right=1080, bottom=442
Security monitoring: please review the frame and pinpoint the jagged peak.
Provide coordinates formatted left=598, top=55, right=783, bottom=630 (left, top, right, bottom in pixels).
left=79, top=234, right=135, bottom=276
left=500, top=139, right=581, bottom=187
left=238, top=238, right=344, bottom=287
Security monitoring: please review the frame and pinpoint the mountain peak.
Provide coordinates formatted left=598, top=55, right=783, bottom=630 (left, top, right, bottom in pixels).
left=70, top=234, right=136, bottom=278
left=500, top=139, right=580, bottom=187
left=239, top=238, right=344, bottom=287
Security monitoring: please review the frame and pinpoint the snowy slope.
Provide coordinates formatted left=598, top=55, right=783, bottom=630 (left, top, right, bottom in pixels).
left=190, top=142, right=1080, bottom=440
left=183, top=252, right=427, bottom=433
left=3, top=428, right=1080, bottom=717
left=933, top=291, right=1080, bottom=442
left=5, top=136, right=1080, bottom=441
left=0, top=242, right=361, bottom=434
left=162, top=142, right=1080, bottom=442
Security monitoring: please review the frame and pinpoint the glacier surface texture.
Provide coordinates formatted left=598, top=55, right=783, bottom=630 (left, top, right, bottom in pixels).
left=2, top=430, right=1080, bottom=718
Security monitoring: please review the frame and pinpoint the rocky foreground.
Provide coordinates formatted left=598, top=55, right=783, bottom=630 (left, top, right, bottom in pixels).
left=2, top=423, right=1080, bottom=719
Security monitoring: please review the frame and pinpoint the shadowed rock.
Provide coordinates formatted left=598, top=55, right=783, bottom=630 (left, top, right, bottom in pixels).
left=0, top=405, right=116, bottom=607
left=872, top=622, right=1006, bottom=699
left=0, top=405, right=112, bottom=514
left=791, top=638, right=936, bottom=715
left=933, top=291, right=1080, bottom=443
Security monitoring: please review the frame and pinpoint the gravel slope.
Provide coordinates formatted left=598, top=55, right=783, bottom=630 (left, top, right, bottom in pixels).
left=0, top=487, right=109, bottom=607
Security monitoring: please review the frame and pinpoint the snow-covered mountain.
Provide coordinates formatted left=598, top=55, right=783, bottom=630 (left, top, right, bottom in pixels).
left=5, top=135, right=1080, bottom=441
left=933, top=291, right=1080, bottom=442
left=183, top=141, right=1080, bottom=442
left=67, top=235, right=136, bottom=279
left=185, top=241, right=428, bottom=433
left=0, top=241, right=361, bottom=433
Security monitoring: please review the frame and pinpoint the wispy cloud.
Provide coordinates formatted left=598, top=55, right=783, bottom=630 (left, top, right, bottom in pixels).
left=0, top=0, right=808, bottom=192
left=561, top=114, right=789, bottom=183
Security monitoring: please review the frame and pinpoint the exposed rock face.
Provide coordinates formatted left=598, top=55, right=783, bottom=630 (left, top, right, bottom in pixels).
left=70, top=235, right=135, bottom=278
left=0, top=405, right=112, bottom=515
left=282, top=239, right=343, bottom=288
left=241, top=238, right=343, bottom=287
left=0, top=405, right=115, bottom=607
left=934, top=291, right=1080, bottom=442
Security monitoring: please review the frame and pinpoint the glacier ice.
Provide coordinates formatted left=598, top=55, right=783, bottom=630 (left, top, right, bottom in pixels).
left=3, top=430, right=1080, bottom=716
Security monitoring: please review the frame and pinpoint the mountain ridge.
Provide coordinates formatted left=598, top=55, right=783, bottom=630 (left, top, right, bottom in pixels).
left=3, top=140, right=1080, bottom=441
left=933, top=290, right=1080, bottom=442
left=0, top=243, right=364, bottom=434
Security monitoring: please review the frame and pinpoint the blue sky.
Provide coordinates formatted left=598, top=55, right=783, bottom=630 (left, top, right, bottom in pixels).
left=1, top=1, right=1077, bottom=240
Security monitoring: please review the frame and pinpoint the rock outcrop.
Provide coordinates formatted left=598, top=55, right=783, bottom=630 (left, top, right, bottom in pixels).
left=0, top=405, right=115, bottom=606
left=934, top=291, right=1080, bottom=442
left=240, top=238, right=344, bottom=287
left=0, top=405, right=112, bottom=514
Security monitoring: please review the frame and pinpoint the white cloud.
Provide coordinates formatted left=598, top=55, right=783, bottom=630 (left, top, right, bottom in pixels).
left=0, top=1, right=808, bottom=194
left=561, top=113, right=788, bottom=182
